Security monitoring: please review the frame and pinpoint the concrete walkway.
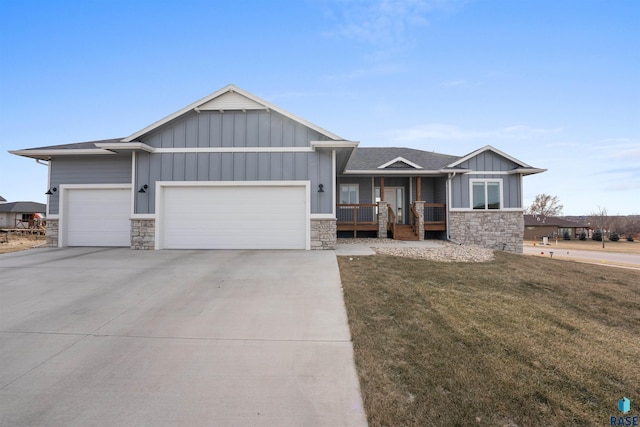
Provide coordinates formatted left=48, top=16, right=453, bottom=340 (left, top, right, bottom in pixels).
left=0, top=248, right=367, bottom=426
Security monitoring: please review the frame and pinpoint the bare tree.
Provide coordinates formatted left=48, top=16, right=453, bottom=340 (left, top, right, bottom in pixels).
left=526, top=194, right=564, bottom=217
left=589, top=206, right=609, bottom=248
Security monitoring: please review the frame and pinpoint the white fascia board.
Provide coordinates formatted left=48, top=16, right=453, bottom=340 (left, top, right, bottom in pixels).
left=8, top=149, right=116, bottom=159
left=95, top=142, right=155, bottom=152
left=153, top=147, right=314, bottom=153
left=507, top=168, right=547, bottom=175
left=377, top=156, right=422, bottom=169
left=446, top=145, right=533, bottom=168
left=342, top=169, right=446, bottom=176
left=310, top=140, right=359, bottom=149
left=439, top=168, right=472, bottom=174
left=123, top=84, right=345, bottom=143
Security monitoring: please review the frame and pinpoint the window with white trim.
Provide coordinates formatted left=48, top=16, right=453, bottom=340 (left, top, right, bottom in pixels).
left=340, top=184, right=359, bottom=204
left=471, top=179, right=502, bottom=210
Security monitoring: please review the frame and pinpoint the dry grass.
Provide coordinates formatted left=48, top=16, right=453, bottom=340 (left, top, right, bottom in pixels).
left=338, top=252, right=640, bottom=426
left=0, top=233, right=45, bottom=254
left=526, top=239, right=640, bottom=254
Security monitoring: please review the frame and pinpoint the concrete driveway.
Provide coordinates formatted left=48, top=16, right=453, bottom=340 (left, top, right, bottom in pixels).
left=0, top=248, right=367, bottom=426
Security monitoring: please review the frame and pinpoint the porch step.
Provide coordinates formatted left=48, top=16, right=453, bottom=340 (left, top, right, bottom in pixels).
left=392, top=224, right=419, bottom=241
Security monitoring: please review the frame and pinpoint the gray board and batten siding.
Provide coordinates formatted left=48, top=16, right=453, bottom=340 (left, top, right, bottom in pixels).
left=48, top=155, right=132, bottom=215
left=449, top=151, right=522, bottom=209
left=134, top=109, right=335, bottom=215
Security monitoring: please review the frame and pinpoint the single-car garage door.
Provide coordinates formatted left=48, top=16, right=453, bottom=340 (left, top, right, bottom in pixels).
left=160, top=185, right=308, bottom=249
left=64, top=188, right=131, bottom=246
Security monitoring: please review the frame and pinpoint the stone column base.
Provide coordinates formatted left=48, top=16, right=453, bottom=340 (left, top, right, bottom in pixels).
left=46, top=219, right=59, bottom=247
left=311, top=218, right=337, bottom=250
left=131, top=219, right=155, bottom=250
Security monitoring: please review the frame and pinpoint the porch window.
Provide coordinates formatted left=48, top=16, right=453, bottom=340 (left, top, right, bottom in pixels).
left=471, top=180, right=502, bottom=210
left=340, top=184, right=359, bottom=204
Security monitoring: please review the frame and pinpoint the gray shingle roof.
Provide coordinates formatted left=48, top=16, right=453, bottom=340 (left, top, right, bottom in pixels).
left=18, top=138, right=123, bottom=151
left=0, top=202, right=47, bottom=213
left=345, top=147, right=460, bottom=171
left=524, top=215, right=585, bottom=227
left=0, top=195, right=6, bottom=202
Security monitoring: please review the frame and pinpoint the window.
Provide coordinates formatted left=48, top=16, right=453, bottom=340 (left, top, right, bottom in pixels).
left=340, top=184, right=359, bottom=204
left=471, top=180, right=502, bottom=210
left=21, top=213, right=31, bottom=222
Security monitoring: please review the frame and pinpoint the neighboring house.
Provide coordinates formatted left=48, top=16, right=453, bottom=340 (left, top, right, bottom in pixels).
left=0, top=201, right=46, bottom=229
left=523, top=215, right=588, bottom=240
left=9, top=84, right=545, bottom=253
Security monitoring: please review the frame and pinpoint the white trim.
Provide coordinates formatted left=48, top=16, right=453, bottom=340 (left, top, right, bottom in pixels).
left=95, top=142, right=155, bottom=152
left=154, top=180, right=311, bottom=250
left=464, top=171, right=509, bottom=175
left=152, top=147, right=314, bottom=153
left=377, top=156, right=423, bottom=169
left=310, top=214, right=337, bottom=219
left=9, top=149, right=115, bottom=159
left=47, top=214, right=60, bottom=220
left=131, top=214, right=156, bottom=220
left=131, top=152, right=136, bottom=217
left=343, top=169, right=446, bottom=175
left=310, top=141, right=359, bottom=149
left=447, top=145, right=532, bottom=168
left=123, top=84, right=344, bottom=143
left=58, top=184, right=132, bottom=248
left=331, top=150, right=336, bottom=217
left=469, top=179, right=503, bottom=211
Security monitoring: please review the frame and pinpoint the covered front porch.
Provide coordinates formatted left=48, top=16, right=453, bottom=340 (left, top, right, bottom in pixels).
left=336, top=176, right=447, bottom=240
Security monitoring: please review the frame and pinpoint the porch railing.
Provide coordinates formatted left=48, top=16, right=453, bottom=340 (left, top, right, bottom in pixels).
left=336, top=204, right=378, bottom=237
left=424, top=203, right=447, bottom=231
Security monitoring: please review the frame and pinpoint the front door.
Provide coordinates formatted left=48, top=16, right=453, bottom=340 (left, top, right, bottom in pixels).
left=376, top=187, right=404, bottom=224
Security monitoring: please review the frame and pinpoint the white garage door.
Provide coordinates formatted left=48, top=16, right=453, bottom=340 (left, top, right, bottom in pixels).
left=65, top=188, right=131, bottom=246
left=161, top=185, right=307, bottom=249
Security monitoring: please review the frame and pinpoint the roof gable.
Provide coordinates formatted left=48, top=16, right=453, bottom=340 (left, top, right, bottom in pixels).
left=378, top=156, right=422, bottom=169
left=447, top=145, right=530, bottom=168
left=0, top=201, right=46, bottom=213
left=123, top=84, right=344, bottom=143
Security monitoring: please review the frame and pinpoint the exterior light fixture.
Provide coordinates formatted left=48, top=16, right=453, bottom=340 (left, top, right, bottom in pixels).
left=138, top=185, right=148, bottom=193
left=318, top=184, right=324, bottom=193
left=45, top=187, right=57, bottom=195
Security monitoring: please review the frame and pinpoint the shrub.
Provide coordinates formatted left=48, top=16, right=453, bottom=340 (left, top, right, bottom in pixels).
left=563, top=231, right=571, bottom=240
left=609, top=232, right=620, bottom=242
left=592, top=230, right=603, bottom=241
left=579, top=232, right=587, bottom=241
left=627, top=235, right=635, bottom=242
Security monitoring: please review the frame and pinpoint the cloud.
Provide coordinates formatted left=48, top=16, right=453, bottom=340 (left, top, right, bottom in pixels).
left=387, top=123, right=563, bottom=143
left=324, top=0, right=458, bottom=46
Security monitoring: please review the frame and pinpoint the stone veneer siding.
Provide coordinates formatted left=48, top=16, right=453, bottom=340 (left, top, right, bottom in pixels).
left=448, top=211, right=524, bottom=253
left=310, top=218, right=336, bottom=250
left=46, top=219, right=59, bottom=247
left=131, top=219, right=155, bottom=250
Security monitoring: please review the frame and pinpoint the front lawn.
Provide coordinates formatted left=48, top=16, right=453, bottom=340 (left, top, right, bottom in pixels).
left=338, top=252, right=640, bottom=426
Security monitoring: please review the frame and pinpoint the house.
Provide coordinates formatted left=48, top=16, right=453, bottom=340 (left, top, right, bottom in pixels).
left=524, top=215, right=588, bottom=240
left=9, top=84, right=545, bottom=253
left=0, top=200, right=47, bottom=229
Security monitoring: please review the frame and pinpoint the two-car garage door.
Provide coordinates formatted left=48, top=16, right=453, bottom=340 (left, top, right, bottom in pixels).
left=159, top=185, right=308, bottom=250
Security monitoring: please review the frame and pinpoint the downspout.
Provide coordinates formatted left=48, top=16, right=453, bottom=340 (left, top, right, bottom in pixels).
left=446, top=172, right=457, bottom=243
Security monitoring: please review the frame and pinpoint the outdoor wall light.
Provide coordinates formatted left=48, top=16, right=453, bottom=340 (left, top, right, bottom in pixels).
left=318, top=184, right=324, bottom=193
left=138, top=185, right=148, bottom=193
left=45, top=187, right=57, bottom=195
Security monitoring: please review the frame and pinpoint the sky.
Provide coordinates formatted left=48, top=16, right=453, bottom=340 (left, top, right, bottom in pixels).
left=1, top=0, right=638, bottom=215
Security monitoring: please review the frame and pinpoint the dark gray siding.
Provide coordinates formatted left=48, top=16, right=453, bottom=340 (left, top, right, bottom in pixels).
left=416, top=177, right=447, bottom=204
left=136, top=151, right=334, bottom=214
left=141, top=110, right=331, bottom=148
left=49, top=155, right=132, bottom=214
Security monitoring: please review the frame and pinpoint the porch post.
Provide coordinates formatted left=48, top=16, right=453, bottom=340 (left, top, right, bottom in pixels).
left=414, top=200, right=425, bottom=241
left=380, top=177, right=385, bottom=201
left=416, top=176, right=421, bottom=201
left=378, top=200, right=388, bottom=239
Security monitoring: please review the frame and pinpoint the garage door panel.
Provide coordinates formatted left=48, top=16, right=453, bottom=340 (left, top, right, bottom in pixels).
left=161, top=186, right=307, bottom=249
left=66, top=188, right=130, bottom=247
